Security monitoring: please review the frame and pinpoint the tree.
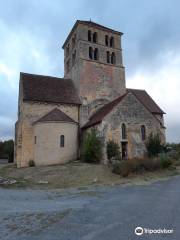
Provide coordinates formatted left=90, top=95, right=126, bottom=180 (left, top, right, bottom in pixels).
left=0, top=139, right=14, bottom=162
left=82, top=129, right=102, bottom=163
left=106, top=140, right=121, bottom=162
left=146, top=133, right=162, bottom=157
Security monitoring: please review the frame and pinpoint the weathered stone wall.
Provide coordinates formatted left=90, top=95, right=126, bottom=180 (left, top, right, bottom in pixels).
left=78, top=59, right=125, bottom=102
left=34, top=122, right=78, bottom=166
left=22, top=102, right=79, bottom=123
left=64, top=23, right=126, bottom=125
left=15, top=101, right=79, bottom=167
left=88, top=92, right=166, bottom=161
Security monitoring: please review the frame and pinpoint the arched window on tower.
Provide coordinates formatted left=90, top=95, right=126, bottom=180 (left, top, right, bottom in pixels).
left=88, top=30, right=91, bottom=42
left=122, top=123, right=127, bottom=140
left=141, top=125, right=146, bottom=141
left=93, top=32, right=98, bottom=43
left=106, top=51, right=110, bottom=63
left=110, top=36, right=114, bottom=47
left=94, top=48, right=99, bottom=60
left=89, top=47, right=93, bottom=59
left=111, top=52, right=116, bottom=64
left=105, top=35, right=109, bottom=46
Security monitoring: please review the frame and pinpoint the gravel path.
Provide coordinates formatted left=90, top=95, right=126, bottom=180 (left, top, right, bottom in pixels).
left=0, top=176, right=180, bottom=240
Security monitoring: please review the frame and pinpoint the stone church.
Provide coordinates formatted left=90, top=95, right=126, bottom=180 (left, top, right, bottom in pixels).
left=15, top=20, right=166, bottom=167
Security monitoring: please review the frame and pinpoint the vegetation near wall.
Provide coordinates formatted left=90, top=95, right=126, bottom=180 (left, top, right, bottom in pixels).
left=145, top=133, right=163, bottom=157
left=112, top=133, right=180, bottom=177
left=0, top=139, right=14, bottom=162
left=106, top=140, right=121, bottom=162
left=82, top=129, right=102, bottom=163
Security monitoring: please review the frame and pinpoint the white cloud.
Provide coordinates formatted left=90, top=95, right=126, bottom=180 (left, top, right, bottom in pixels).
left=0, top=63, right=14, bottom=79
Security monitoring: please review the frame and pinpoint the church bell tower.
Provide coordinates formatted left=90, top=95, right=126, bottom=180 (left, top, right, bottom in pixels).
left=62, top=20, right=126, bottom=124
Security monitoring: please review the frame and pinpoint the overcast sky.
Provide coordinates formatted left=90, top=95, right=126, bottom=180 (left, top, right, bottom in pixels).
left=0, top=0, right=180, bottom=142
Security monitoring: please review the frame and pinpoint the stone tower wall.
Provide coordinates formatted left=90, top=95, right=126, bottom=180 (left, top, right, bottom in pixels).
left=63, top=22, right=126, bottom=125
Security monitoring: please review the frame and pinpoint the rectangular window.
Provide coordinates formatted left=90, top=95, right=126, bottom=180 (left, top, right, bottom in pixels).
left=60, top=135, right=65, bottom=147
left=34, top=136, right=37, bottom=144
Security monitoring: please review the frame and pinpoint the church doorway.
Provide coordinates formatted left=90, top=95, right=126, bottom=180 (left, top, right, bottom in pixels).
left=121, top=142, right=128, bottom=160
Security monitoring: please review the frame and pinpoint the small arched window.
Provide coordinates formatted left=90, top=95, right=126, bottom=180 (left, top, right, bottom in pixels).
left=106, top=51, right=110, bottom=63
left=105, top=35, right=109, bottom=46
left=111, top=52, right=116, bottom=64
left=93, top=32, right=98, bottom=43
left=60, top=135, right=65, bottom=147
left=122, top=123, right=127, bottom=140
left=89, top=47, right=93, bottom=59
left=94, top=48, right=99, bottom=60
left=88, top=30, right=91, bottom=42
left=110, top=36, right=114, bottom=47
left=141, top=125, right=146, bottom=141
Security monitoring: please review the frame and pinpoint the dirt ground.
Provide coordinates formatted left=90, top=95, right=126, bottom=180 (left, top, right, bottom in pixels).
left=0, top=161, right=179, bottom=189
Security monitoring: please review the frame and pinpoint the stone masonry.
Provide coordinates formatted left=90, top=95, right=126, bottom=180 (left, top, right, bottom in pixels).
left=15, top=20, right=166, bottom=166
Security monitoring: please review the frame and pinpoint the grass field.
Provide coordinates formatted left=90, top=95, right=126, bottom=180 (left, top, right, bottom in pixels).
left=0, top=161, right=179, bottom=189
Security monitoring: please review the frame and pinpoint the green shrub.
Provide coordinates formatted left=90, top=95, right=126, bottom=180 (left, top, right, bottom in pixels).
left=28, top=159, right=35, bottom=167
left=106, top=140, right=121, bottom=162
left=112, top=160, right=131, bottom=177
left=82, top=129, right=102, bottom=163
left=146, top=133, right=163, bottom=157
left=159, top=153, right=172, bottom=169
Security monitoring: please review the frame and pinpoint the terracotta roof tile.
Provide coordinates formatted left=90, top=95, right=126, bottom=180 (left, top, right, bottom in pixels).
left=34, top=108, right=77, bottom=124
left=83, top=88, right=165, bottom=129
left=82, top=93, right=128, bottom=129
left=21, top=72, right=81, bottom=105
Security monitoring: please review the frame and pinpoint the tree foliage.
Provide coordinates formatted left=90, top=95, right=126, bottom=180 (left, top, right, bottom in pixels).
left=106, top=140, right=121, bottom=161
left=82, top=129, right=102, bottom=163
left=0, top=139, right=14, bottom=162
left=146, top=133, right=162, bottom=157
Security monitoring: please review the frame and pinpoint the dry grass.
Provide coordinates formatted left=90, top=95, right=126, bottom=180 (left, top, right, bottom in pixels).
left=0, top=161, right=179, bottom=189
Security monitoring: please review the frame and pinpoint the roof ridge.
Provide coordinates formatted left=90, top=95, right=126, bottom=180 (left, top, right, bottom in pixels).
left=128, top=88, right=165, bottom=114
left=77, top=20, right=122, bottom=34
left=83, top=93, right=128, bottom=129
left=34, top=108, right=77, bottom=124
left=127, top=88, right=146, bottom=92
left=89, top=93, right=127, bottom=120
left=20, top=72, right=70, bottom=81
